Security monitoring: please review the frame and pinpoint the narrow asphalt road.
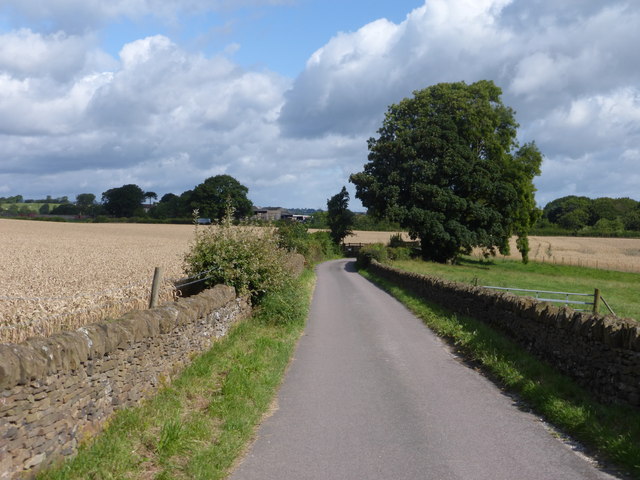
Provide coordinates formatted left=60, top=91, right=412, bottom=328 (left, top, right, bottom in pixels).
left=229, top=259, right=620, bottom=480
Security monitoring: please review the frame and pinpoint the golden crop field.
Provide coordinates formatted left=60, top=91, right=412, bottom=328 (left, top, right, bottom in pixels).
left=477, top=236, right=640, bottom=273
left=0, top=219, right=195, bottom=344
left=2, top=220, right=640, bottom=345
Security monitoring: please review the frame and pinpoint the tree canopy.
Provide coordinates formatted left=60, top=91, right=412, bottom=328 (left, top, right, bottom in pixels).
left=350, top=80, right=542, bottom=263
left=75, top=193, right=96, bottom=215
left=188, top=175, right=253, bottom=221
left=102, top=184, right=145, bottom=217
left=327, top=186, right=355, bottom=245
left=540, top=195, right=640, bottom=233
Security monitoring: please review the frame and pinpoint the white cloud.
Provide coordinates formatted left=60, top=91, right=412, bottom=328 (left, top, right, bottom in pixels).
left=279, top=0, right=516, bottom=138
left=1, top=0, right=639, bottom=208
left=277, top=0, right=640, bottom=205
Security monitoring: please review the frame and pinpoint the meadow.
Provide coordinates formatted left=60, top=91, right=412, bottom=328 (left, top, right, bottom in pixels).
left=390, top=257, right=640, bottom=320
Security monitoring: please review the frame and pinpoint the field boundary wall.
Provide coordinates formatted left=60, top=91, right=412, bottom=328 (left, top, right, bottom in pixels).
left=368, top=261, right=640, bottom=408
left=0, top=285, right=251, bottom=479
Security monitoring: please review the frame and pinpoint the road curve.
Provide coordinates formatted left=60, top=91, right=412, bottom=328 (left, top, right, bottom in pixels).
left=229, top=259, right=619, bottom=480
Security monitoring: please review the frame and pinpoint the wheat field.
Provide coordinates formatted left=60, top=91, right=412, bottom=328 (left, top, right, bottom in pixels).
left=0, top=219, right=195, bottom=344
left=343, top=230, right=640, bottom=273
left=2, top=220, right=640, bottom=344
left=483, top=236, right=640, bottom=273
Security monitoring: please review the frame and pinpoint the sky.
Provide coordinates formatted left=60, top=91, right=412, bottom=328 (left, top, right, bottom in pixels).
left=0, top=0, right=638, bottom=210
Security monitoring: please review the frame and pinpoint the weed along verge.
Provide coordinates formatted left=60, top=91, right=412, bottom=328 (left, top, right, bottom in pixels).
left=35, top=269, right=315, bottom=480
left=358, top=266, right=640, bottom=478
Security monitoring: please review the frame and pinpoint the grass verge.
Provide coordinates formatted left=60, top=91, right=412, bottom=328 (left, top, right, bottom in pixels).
left=391, top=257, right=640, bottom=320
left=38, top=270, right=315, bottom=480
left=360, top=269, right=640, bottom=479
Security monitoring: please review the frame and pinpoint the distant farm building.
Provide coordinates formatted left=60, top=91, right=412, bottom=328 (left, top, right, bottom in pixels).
left=253, top=207, right=310, bottom=222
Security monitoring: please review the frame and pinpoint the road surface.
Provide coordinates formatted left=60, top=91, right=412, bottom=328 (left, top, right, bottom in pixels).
left=229, top=259, right=620, bottom=480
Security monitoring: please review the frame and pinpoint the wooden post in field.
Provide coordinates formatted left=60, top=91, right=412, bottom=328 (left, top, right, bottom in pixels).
left=593, top=288, right=601, bottom=314
left=149, top=267, right=163, bottom=309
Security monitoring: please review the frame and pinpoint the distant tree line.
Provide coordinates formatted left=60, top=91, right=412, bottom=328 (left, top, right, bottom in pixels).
left=535, top=195, right=640, bottom=236
left=0, top=175, right=254, bottom=222
left=0, top=195, right=71, bottom=204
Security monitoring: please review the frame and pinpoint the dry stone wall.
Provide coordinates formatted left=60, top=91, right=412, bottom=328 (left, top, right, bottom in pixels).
left=369, top=261, right=640, bottom=407
left=0, top=285, right=251, bottom=479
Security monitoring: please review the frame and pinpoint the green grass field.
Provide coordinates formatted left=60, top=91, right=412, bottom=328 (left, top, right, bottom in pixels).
left=390, top=257, right=640, bottom=320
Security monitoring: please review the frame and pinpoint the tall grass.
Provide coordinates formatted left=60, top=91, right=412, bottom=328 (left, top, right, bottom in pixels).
left=391, top=257, right=640, bottom=320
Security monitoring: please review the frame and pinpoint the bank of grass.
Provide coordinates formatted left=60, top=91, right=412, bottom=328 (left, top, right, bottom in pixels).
left=360, top=269, right=640, bottom=478
left=391, top=257, right=640, bottom=320
left=38, top=270, right=315, bottom=480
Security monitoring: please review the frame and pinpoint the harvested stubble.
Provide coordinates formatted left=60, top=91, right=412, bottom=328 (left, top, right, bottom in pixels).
left=0, top=220, right=195, bottom=344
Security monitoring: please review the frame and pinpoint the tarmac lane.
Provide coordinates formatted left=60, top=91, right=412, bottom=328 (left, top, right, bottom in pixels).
left=228, top=259, right=621, bottom=480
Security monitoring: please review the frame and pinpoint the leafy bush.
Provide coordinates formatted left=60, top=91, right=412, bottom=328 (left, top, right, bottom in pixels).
left=183, top=213, right=291, bottom=304
left=276, top=221, right=310, bottom=254
left=307, top=231, right=339, bottom=262
left=387, top=246, right=411, bottom=261
left=275, top=223, right=339, bottom=265
left=387, top=233, right=405, bottom=248
left=257, top=274, right=309, bottom=326
left=356, top=243, right=388, bottom=268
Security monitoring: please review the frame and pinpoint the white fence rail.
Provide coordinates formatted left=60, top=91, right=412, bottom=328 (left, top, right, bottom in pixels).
left=482, top=285, right=616, bottom=316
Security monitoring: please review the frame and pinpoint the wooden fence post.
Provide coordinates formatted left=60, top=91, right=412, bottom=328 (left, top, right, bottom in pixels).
left=593, top=288, right=601, bottom=314
left=149, top=267, right=163, bottom=309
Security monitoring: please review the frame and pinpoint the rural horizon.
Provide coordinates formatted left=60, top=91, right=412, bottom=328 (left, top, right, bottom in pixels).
left=2, top=1, right=640, bottom=478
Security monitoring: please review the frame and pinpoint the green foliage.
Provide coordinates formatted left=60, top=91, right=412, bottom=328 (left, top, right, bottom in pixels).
left=307, top=231, right=340, bottom=263
left=624, top=209, right=640, bottom=231
left=0, top=195, right=23, bottom=203
left=387, top=246, right=411, bottom=261
left=307, top=210, right=328, bottom=228
left=75, top=193, right=96, bottom=215
left=183, top=213, right=291, bottom=304
left=592, top=218, right=625, bottom=236
left=388, top=233, right=404, bottom=248
left=188, top=175, right=253, bottom=221
left=150, top=192, right=192, bottom=219
left=256, top=273, right=309, bottom=326
left=541, top=195, right=640, bottom=236
left=275, top=220, right=310, bottom=254
left=50, top=203, right=80, bottom=215
left=275, top=221, right=339, bottom=265
left=350, top=80, right=542, bottom=264
left=352, top=213, right=402, bottom=231
left=327, top=186, right=355, bottom=245
left=356, top=243, right=388, bottom=268
left=101, top=184, right=146, bottom=217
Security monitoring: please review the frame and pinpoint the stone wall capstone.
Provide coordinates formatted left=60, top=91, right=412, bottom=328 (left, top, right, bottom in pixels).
left=368, top=261, right=640, bottom=407
left=0, top=284, right=251, bottom=479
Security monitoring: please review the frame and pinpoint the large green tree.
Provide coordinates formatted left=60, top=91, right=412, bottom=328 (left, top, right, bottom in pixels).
left=327, top=186, right=355, bottom=245
left=102, top=184, right=146, bottom=217
left=189, top=175, right=253, bottom=221
left=350, top=80, right=542, bottom=263
left=76, top=193, right=96, bottom=215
